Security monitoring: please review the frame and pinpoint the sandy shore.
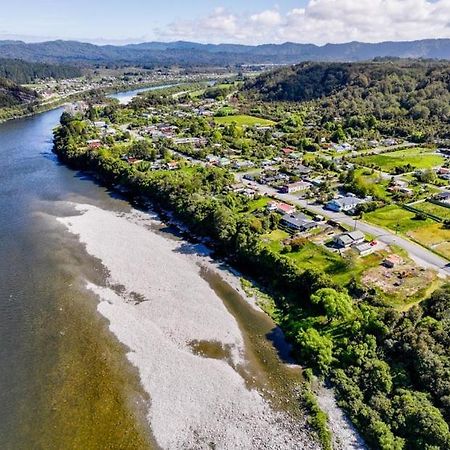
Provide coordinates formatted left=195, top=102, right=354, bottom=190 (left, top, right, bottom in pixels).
left=58, top=203, right=319, bottom=450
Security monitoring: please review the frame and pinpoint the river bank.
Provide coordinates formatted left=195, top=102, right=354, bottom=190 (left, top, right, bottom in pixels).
left=0, top=79, right=190, bottom=125
left=57, top=201, right=321, bottom=449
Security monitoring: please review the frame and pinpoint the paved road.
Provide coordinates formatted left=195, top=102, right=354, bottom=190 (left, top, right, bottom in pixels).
left=236, top=174, right=450, bottom=277
left=155, top=144, right=449, bottom=277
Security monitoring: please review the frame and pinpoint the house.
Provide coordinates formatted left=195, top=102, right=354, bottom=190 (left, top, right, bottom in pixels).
left=333, top=143, right=353, bottom=152
left=353, top=242, right=374, bottom=256
left=267, top=201, right=296, bottom=215
left=435, top=191, right=450, bottom=205
left=172, top=137, right=207, bottom=146
left=281, top=213, right=318, bottom=232
left=438, top=148, right=450, bottom=156
left=383, top=255, right=403, bottom=268
left=166, top=161, right=179, bottom=170
left=93, top=121, right=107, bottom=129
left=281, top=147, right=295, bottom=156
left=334, top=230, right=365, bottom=248
left=388, top=180, right=408, bottom=192
left=326, top=195, right=364, bottom=213
left=294, top=164, right=312, bottom=176
left=218, top=157, right=231, bottom=167
left=280, top=181, right=312, bottom=194
left=233, top=160, right=255, bottom=170
left=86, top=139, right=101, bottom=149
left=437, top=167, right=450, bottom=180
left=288, top=152, right=302, bottom=160
left=206, top=154, right=220, bottom=164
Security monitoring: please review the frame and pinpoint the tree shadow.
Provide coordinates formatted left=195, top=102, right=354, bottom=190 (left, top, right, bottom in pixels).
left=265, top=326, right=297, bottom=365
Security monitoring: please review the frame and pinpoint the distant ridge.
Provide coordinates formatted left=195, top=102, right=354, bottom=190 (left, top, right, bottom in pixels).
left=0, top=38, right=449, bottom=66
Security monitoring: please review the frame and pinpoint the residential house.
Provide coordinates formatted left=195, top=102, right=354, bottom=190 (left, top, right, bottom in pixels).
left=326, top=195, right=364, bottom=213
left=93, top=121, right=107, bottom=129
left=281, top=213, right=318, bottom=232
left=206, top=154, right=220, bottom=164
left=435, top=191, right=450, bottom=205
left=353, top=242, right=374, bottom=256
left=267, top=201, right=296, bottom=215
left=333, top=143, right=353, bottom=152
left=233, top=160, right=255, bottom=170
left=281, top=147, right=295, bottom=156
left=86, top=139, right=102, bottom=149
left=437, top=167, right=450, bottom=180
left=166, top=161, right=179, bottom=170
left=280, top=181, right=312, bottom=194
left=172, top=137, right=207, bottom=146
left=334, top=230, right=365, bottom=248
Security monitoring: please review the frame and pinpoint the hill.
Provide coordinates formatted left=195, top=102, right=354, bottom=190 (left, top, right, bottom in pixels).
left=0, top=58, right=82, bottom=84
left=0, top=77, right=38, bottom=108
left=0, top=38, right=449, bottom=66
left=244, top=60, right=450, bottom=122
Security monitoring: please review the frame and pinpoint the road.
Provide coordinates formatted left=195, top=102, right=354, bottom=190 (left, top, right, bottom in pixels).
left=236, top=173, right=450, bottom=277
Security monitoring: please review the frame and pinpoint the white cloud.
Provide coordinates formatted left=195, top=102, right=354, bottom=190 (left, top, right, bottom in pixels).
left=250, top=10, right=282, bottom=27
left=156, top=0, right=450, bottom=45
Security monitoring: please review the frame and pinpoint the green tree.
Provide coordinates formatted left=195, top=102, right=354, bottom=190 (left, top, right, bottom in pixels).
left=311, top=288, right=354, bottom=322
left=297, top=328, right=333, bottom=371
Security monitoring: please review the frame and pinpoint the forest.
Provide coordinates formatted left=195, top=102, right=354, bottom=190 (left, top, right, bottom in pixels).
left=244, top=60, right=450, bottom=139
left=0, top=78, right=38, bottom=109
left=0, top=58, right=82, bottom=84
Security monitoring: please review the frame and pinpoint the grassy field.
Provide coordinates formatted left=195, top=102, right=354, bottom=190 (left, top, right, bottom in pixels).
left=412, top=201, right=450, bottom=221
left=246, top=196, right=272, bottom=213
left=214, top=114, right=276, bottom=127
left=261, top=229, right=290, bottom=252
left=355, top=148, right=444, bottom=173
left=261, top=233, right=382, bottom=286
left=408, top=222, right=450, bottom=260
left=364, top=205, right=434, bottom=233
left=353, top=168, right=390, bottom=200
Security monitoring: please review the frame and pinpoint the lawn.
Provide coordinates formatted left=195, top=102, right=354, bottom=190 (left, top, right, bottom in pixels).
left=413, top=201, right=450, bottom=221
left=214, top=114, right=276, bottom=127
left=261, top=229, right=290, bottom=252
left=355, top=148, right=444, bottom=173
left=408, top=222, right=450, bottom=260
left=353, top=168, right=390, bottom=200
left=364, top=205, right=433, bottom=233
left=246, top=196, right=272, bottom=213
left=261, top=233, right=381, bottom=286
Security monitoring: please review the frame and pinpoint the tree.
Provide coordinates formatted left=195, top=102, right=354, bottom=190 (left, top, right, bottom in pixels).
left=361, top=358, right=393, bottom=395
left=392, top=390, right=450, bottom=449
left=311, top=288, right=354, bottom=322
left=297, top=328, right=333, bottom=372
left=331, top=125, right=346, bottom=143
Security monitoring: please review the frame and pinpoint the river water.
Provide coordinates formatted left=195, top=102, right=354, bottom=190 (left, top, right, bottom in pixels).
left=110, top=84, right=177, bottom=105
left=0, top=96, right=357, bottom=449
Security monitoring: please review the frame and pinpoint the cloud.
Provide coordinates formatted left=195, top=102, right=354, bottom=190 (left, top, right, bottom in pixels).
left=156, top=0, right=450, bottom=45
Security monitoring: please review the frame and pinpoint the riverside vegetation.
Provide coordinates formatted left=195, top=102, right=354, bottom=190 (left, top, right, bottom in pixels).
left=53, top=68, right=450, bottom=450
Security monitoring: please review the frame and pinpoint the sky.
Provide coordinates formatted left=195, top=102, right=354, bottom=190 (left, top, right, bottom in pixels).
left=1, top=0, right=450, bottom=45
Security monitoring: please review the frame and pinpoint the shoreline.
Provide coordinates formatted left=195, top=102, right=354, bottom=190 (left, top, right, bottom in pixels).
left=56, top=195, right=366, bottom=449
left=0, top=79, right=191, bottom=125
left=57, top=201, right=320, bottom=449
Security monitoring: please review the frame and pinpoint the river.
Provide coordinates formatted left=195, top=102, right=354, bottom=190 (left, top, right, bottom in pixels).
left=110, top=84, right=177, bottom=105
left=0, top=92, right=361, bottom=449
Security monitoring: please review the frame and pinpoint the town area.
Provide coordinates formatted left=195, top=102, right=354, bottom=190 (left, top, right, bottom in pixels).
left=63, top=80, right=450, bottom=307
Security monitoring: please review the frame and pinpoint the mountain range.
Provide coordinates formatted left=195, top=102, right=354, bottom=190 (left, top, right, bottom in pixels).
left=0, top=39, right=449, bottom=66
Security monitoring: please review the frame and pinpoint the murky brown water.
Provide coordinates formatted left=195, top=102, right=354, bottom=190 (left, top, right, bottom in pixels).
left=0, top=109, right=153, bottom=449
